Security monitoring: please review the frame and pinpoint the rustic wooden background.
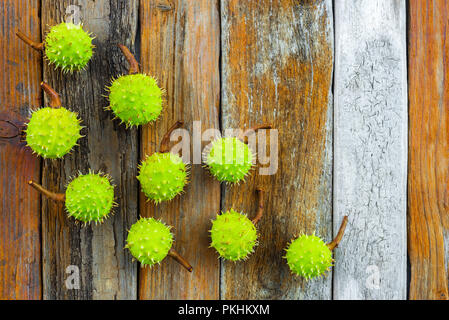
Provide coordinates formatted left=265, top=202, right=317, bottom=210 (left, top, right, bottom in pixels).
left=0, top=0, right=447, bottom=300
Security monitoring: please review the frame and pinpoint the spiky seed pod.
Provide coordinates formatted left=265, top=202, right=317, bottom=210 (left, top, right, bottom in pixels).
left=44, top=23, right=94, bottom=72
left=65, top=172, right=115, bottom=224
left=210, top=209, right=258, bottom=261
left=28, top=170, right=118, bottom=225
left=25, top=107, right=82, bottom=159
left=106, top=45, right=163, bottom=127
left=126, top=217, right=173, bottom=267
left=204, top=137, right=254, bottom=184
left=284, top=234, right=333, bottom=280
left=108, top=74, right=163, bottom=127
left=203, top=124, right=272, bottom=183
left=284, top=216, right=349, bottom=280
left=137, top=152, right=188, bottom=203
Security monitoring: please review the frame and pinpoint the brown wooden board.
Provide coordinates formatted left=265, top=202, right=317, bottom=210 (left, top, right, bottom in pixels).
left=408, top=0, right=449, bottom=300
left=0, top=0, right=42, bottom=300
left=220, top=0, right=334, bottom=299
left=139, top=0, right=221, bottom=299
left=40, top=0, right=139, bottom=299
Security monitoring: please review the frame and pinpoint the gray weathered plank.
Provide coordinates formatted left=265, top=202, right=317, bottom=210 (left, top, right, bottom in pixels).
left=333, top=0, right=408, bottom=300
left=220, top=0, right=334, bottom=299
left=41, top=0, right=139, bottom=300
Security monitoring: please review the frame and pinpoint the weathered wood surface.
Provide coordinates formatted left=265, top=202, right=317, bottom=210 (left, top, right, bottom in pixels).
left=139, top=0, right=221, bottom=299
left=41, top=0, right=139, bottom=299
left=220, top=0, right=334, bottom=299
left=0, top=0, right=42, bottom=300
left=408, top=0, right=449, bottom=300
left=3, top=0, right=449, bottom=301
left=333, top=0, right=407, bottom=299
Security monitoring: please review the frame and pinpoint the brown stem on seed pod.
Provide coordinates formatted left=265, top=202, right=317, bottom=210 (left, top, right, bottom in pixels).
left=327, top=216, right=349, bottom=251
left=16, top=30, right=44, bottom=51
left=168, top=249, right=193, bottom=272
left=28, top=180, right=65, bottom=202
left=241, top=123, right=273, bottom=144
left=118, top=44, right=140, bottom=75
left=251, top=188, right=265, bottom=225
left=41, top=82, right=62, bottom=108
left=159, top=121, right=184, bottom=153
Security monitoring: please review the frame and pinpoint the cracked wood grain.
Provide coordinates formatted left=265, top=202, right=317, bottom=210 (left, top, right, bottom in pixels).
left=138, top=0, right=221, bottom=299
left=41, top=0, right=139, bottom=300
left=0, top=0, right=42, bottom=300
left=334, top=0, right=407, bottom=300
left=220, top=0, right=334, bottom=299
left=408, top=0, right=449, bottom=300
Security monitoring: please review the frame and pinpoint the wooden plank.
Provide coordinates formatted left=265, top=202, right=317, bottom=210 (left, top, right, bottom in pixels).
left=0, top=0, right=42, bottom=300
left=41, top=0, right=139, bottom=299
left=333, top=0, right=407, bottom=299
left=138, top=0, right=221, bottom=299
left=408, top=0, right=449, bottom=300
left=220, top=0, right=334, bottom=299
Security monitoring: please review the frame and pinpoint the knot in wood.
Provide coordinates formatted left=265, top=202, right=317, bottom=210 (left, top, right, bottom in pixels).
left=0, top=120, right=20, bottom=139
left=157, top=2, right=173, bottom=12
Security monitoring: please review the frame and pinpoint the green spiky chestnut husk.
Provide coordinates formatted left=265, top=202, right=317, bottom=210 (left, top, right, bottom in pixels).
left=44, top=22, right=94, bottom=72
left=137, top=152, right=188, bottom=203
left=25, top=107, right=82, bottom=159
left=204, top=137, right=253, bottom=183
left=210, top=209, right=258, bottom=261
left=285, top=234, right=333, bottom=280
left=65, top=172, right=115, bottom=224
left=126, top=217, right=173, bottom=267
left=108, top=74, right=163, bottom=127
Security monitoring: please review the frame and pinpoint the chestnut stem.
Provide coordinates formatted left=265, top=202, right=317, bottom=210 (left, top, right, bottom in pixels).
left=252, top=188, right=265, bottom=225
left=118, top=44, right=140, bottom=74
left=241, top=123, right=273, bottom=143
left=168, top=249, right=193, bottom=272
left=16, top=30, right=44, bottom=51
left=28, top=180, right=65, bottom=202
left=327, top=216, right=349, bottom=251
left=41, top=82, right=62, bottom=108
left=159, top=121, right=184, bottom=153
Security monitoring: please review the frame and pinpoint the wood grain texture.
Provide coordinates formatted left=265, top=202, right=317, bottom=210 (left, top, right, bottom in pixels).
left=139, top=0, right=221, bottom=299
left=408, top=0, right=449, bottom=300
left=0, top=0, right=42, bottom=300
left=220, top=0, right=334, bottom=299
left=41, top=0, right=139, bottom=300
left=333, top=0, right=407, bottom=299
